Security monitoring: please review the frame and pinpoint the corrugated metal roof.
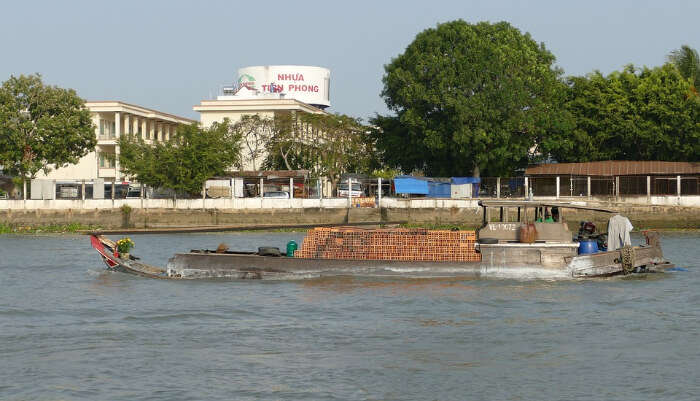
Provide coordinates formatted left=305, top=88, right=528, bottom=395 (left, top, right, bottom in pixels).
left=526, top=161, right=700, bottom=176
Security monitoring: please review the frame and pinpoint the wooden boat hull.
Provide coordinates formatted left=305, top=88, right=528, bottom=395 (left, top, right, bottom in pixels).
left=90, top=235, right=672, bottom=280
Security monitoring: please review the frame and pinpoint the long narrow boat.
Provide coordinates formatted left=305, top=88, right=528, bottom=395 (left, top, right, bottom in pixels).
left=89, top=201, right=673, bottom=280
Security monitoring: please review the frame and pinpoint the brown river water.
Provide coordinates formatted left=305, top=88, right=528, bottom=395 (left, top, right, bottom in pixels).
left=1, top=231, right=699, bottom=400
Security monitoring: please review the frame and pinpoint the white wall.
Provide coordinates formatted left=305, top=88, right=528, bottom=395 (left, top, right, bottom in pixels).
left=1, top=196, right=699, bottom=211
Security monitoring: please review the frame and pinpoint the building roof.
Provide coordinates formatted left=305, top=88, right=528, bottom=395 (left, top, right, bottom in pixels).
left=193, top=98, right=327, bottom=115
left=86, top=101, right=197, bottom=124
left=526, top=161, right=700, bottom=176
left=220, top=170, right=310, bottom=179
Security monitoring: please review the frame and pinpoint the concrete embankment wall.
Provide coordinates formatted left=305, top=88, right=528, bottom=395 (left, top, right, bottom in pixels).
left=1, top=204, right=698, bottom=230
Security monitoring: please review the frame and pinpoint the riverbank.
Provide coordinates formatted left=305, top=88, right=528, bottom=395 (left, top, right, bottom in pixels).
left=1, top=204, right=699, bottom=233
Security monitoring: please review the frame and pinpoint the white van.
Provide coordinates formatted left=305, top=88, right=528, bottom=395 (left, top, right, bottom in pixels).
left=337, top=180, right=364, bottom=197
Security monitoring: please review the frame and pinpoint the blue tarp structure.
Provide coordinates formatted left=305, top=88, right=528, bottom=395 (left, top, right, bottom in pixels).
left=451, top=177, right=481, bottom=197
left=394, top=176, right=452, bottom=197
left=427, top=182, right=451, bottom=198
left=450, top=177, right=481, bottom=185
left=394, top=176, right=429, bottom=195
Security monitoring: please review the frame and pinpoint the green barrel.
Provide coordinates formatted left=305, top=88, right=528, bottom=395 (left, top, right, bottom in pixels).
left=286, top=240, right=298, bottom=257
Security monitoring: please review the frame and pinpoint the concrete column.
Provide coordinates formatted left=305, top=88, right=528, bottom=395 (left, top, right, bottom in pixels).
left=496, top=177, right=501, bottom=199
left=615, top=176, right=620, bottom=201
left=149, top=120, right=155, bottom=141
left=289, top=177, right=294, bottom=199
left=647, top=176, right=651, bottom=202
left=114, top=112, right=121, bottom=181
left=132, top=117, right=139, bottom=137
left=114, top=112, right=121, bottom=138
left=556, top=176, right=560, bottom=199
left=378, top=177, right=382, bottom=208
left=524, top=177, right=529, bottom=199
left=111, top=179, right=115, bottom=200
left=259, top=178, right=264, bottom=198
left=81, top=180, right=85, bottom=201
left=587, top=176, right=591, bottom=199
left=347, top=177, right=352, bottom=208
left=125, top=114, right=131, bottom=135
left=141, top=119, right=147, bottom=140
left=677, top=175, right=682, bottom=203
left=23, top=180, right=27, bottom=201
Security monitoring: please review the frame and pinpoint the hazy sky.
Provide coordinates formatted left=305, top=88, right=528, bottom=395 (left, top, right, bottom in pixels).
left=2, top=0, right=698, bottom=121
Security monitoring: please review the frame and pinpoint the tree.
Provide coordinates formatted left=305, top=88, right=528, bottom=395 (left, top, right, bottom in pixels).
left=118, top=120, right=242, bottom=197
left=541, top=64, right=700, bottom=162
left=0, top=74, right=96, bottom=188
left=263, top=112, right=375, bottom=189
left=375, top=20, right=567, bottom=177
left=668, top=45, right=700, bottom=91
left=231, top=114, right=275, bottom=171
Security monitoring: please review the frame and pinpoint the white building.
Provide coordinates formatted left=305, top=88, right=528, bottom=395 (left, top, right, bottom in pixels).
left=194, top=66, right=330, bottom=171
left=38, top=101, right=195, bottom=183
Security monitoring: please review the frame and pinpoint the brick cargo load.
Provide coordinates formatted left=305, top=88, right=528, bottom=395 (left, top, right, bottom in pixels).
left=294, top=227, right=480, bottom=262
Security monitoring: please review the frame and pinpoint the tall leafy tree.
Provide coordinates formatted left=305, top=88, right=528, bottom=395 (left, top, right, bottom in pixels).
left=374, top=20, right=568, bottom=177
left=667, top=45, right=700, bottom=91
left=118, top=120, right=242, bottom=197
left=263, top=112, right=375, bottom=188
left=0, top=74, right=96, bottom=187
left=542, top=64, right=700, bottom=162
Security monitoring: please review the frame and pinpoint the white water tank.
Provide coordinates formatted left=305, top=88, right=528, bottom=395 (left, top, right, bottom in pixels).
left=236, top=65, right=331, bottom=108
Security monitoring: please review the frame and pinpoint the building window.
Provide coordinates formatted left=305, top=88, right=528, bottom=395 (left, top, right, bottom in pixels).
left=100, top=120, right=115, bottom=139
left=98, top=153, right=115, bottom=168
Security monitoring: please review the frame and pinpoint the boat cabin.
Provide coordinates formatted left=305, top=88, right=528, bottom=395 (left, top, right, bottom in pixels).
left=477, top=200, right=616, bottom=244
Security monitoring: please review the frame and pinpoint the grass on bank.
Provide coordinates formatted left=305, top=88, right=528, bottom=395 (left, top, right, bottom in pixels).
left=0, top=222, right=103, bottom=234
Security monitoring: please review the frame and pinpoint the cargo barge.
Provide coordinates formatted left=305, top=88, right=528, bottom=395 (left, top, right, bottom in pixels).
left=89, top=201, right=673, bottom=280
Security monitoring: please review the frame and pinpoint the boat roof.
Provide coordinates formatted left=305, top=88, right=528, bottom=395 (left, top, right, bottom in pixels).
left=478, top=200, right=617, bottom=213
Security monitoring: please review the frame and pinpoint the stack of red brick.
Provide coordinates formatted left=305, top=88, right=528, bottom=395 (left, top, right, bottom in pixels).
left=294, top=227, right=481, bottom=261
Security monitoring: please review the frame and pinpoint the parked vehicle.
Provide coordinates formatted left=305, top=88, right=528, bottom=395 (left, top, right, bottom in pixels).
left=337, top=181, right=365, bottom=197
left=263, top=191, right=290, bottom=199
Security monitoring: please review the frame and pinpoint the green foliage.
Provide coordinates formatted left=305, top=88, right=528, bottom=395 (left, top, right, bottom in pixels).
left=118, top=120, right=242, bottom=196
left=541, top=64, right=700, bottom=162
left=668, top=45, right=700, bottom=90
left=116, top=237, right=135, bottom=253
left=263, top=112, right=375, bottom=186
left=120, top=204, right=132, bottom=215
left=230, top=114, right=275, bottom=171
left=0, top=74, right=96, bottom=181
left=0, top=222, right=100, bottom=234
left=375, top=20, right=567, bottom=176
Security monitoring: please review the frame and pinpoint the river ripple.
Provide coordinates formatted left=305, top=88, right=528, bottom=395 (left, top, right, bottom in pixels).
left=1, top=232, right=699, bottom=400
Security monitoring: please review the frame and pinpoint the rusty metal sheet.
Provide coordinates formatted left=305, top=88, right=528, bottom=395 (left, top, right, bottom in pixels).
left=526, top=161, right=700, bottom=176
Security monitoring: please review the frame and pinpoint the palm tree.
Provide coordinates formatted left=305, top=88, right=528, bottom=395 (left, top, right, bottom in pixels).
left=667, top=45, right=700, bottom=90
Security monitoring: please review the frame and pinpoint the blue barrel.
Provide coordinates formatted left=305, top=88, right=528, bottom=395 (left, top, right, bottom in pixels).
left=578, top=239, right=599, bottom=254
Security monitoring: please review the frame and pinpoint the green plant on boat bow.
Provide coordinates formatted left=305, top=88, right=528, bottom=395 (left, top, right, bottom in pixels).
left=116, top=237, right=135, bottom=254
